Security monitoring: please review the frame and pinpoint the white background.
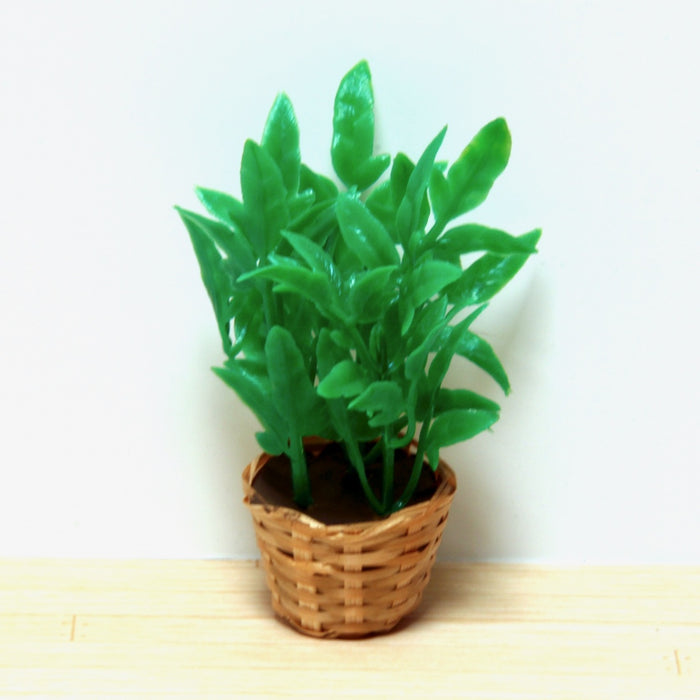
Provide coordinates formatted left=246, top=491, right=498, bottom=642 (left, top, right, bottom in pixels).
left=1, top=1, right=698, bottom=562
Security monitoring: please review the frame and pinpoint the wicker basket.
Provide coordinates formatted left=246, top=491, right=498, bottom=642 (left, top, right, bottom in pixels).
left=242, top=445, right=457, bottom=638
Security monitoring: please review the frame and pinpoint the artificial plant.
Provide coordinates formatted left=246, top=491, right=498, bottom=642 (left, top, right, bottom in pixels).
left=176, top=60, right=540, bottom=516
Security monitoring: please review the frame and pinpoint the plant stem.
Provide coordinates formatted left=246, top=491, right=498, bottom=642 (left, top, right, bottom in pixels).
left=392, top=413, right=432, bottom=512
left=345, top=437, right=385, bottom=515
left=381, top=432, right=394, bottom=512
left=362, top=440, right=382, bottom=465
left=288, top=433, right=311, bottom=509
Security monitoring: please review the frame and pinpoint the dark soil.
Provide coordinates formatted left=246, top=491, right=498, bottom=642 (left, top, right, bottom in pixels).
left=250, top=441, right=438, bottom=525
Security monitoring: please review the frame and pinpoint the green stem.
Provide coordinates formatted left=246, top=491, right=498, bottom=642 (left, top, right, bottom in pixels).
left=289, top=433, right=311, bottom=509
left=425, top=216, right=448, bottom=246
left=392, top=412, right=432, bottom=512
left=362, top=440, right=382, bottom=465
left=381, top=433, right=395, bottom=512
left=348, top=327, right=380, bottom=375
left=345, top=437, right=385, bottom=515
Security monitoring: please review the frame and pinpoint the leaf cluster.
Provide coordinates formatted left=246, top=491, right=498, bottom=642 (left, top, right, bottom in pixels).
left=176, top=61, right=540, bottom=515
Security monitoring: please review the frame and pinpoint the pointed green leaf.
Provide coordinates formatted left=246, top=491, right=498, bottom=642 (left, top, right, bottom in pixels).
left=240, top=140, right=289, bottom=257
left=425, top=409, right=500, bottom=468
left=427, top=314, right=478, bottom=392
left=405, top=320, right=447, bottom=380
left=436, top=388, right=500, bottom=414
left=177, top=206, right=255, bottom=279
left=329, top=328, right=354, bottom=351
left=349, top=381, right=404, bottom=428
left=261, top=93, right=301, bottom=194
left=317, top=360, right=369, bottom=398
left=213, top=359, right=284, bottom=439
left=446, top=230, right=540, bottom=308
left=300, top=164, right=338, bottom=202
left=437, top=225, right=540, bottom=258
left=281, top=230, right=335, bottom=276
left=331, top=60, right=389, bottom=189
left=403, top=296, right=447, bottom=352
left=195, top=187, right=247, bottom=231
left=265, top=326, right=325, bottom=435
left=255, top=430, right=286, bottom=455
left=390, top=153, right=414, bottom=206
left=365, top=181, right=398, bottom=241
left=316, top=328, right=349, bottom=377
left=396, top=127, right=447, bottom=245
left=407, top=260, right=462, bottom=307
left=240, top=259, right=334, bottom=311
left=176, top=207, right=235, bottom=354
left=287, top=189, right=316, bottom=222
left=445, top=118, right=512, bottom=219
left=428, top=166, right=450, bottom=222
left=456, top=330, right=511, bottom=394
left=347, top=266, right=398, bottom=323
left=336, top=194, right=400, bottom=268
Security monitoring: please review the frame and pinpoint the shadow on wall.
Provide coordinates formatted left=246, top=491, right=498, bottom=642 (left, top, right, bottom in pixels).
left=438, top=261, right=553, bottom=560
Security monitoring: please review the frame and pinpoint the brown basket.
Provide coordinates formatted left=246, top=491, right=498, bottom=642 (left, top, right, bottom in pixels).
left=242, top=445, right=457, bottom=638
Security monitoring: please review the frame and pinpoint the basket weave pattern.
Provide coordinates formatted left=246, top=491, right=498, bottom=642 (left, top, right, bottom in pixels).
left=242, top=448, right=457, bottom=638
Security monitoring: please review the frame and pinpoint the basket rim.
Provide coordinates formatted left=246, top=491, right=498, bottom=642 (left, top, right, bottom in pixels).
left=242, top=441, right=457, bottom=535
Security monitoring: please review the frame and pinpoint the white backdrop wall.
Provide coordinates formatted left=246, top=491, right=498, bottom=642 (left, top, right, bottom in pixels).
left=1, top=1, right=698, bottom=562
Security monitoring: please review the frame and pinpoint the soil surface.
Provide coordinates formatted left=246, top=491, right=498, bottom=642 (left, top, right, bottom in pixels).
left=251, top=441, right=438, bottom=525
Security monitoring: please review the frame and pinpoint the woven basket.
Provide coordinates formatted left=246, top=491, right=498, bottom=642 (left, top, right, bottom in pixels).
left=242, top=444, right=457, bottom=638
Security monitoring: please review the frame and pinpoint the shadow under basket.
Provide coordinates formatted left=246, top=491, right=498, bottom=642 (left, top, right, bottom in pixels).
left=242, top=447, right=457, bottom=639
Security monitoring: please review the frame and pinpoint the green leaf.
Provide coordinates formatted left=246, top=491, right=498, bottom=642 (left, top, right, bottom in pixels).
left=445, top=118, right=512, bottom=219
left=316, top=328, right=349, bottom=377
left=329, top=328, right=354, bottom=351
left=347, top=266, right=398, bottom=323
left=240, top=259, right=334, bottom=311
left=425, top=409, right=500, bottom=468
left=436, top=388, right=500, bottom=414
left=396, top=127, right=447, bottom=246
left=331, top=60, right=389, bottom=189
left=427, top=314, right=477, bottom=393
left=404, top=320, right=447, bottom=380
left=456, top=330, right=511, bottom=394
left=195, top=187, right=247, bottom=231
left=255, top=430, right=286, bottom=455
left=336, top=194, right=400, bottom=268
left=446, top=230, right=540, bottom=308
left=317, top=360, right=369, bottom=398
left=281, top=230, right=335, bottom=278
left=177, top=206, right=256, bottom=279
left=287, top=189, right=316, bottom=222
left=176, top=207, right=235, bottom=354
left=290, top=200, right=338, bottom=245
left=240, top=140, right=289, bottom=257
left=365, top=181, right=398, bottom=241
left=261, top=93, right=301, bottom=195
left=265, top=326, right=325, bottom=435
left=407, top=260, right=462, bottom=307
left=300, top=164, right=338, bottom=202
left=436, top=225, right=540, bottom=258
left=428, top=166, right=450, bottom=222
left=213, top=359, right=284, bottom=439
left=228, top=288, right=264, bottom=356
left=390, top=153, right=414, bottom=206
left=403, top=296, right=447, bottom=351
left=349, top=381, right=404, bottom=428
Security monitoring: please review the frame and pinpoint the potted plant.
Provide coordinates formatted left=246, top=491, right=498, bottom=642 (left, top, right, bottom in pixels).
left=176, top=60, right=540, bottom=638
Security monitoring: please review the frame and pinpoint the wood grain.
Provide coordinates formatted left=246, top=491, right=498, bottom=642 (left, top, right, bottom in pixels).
left=0, top=559, right=698, bottom=698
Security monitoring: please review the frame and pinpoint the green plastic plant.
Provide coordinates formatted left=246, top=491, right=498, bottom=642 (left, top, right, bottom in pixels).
left=176, top=61, right=540, bottom=516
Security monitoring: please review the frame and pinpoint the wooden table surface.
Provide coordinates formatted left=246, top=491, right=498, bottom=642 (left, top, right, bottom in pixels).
left=1, top=559, right=698, bottom=698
